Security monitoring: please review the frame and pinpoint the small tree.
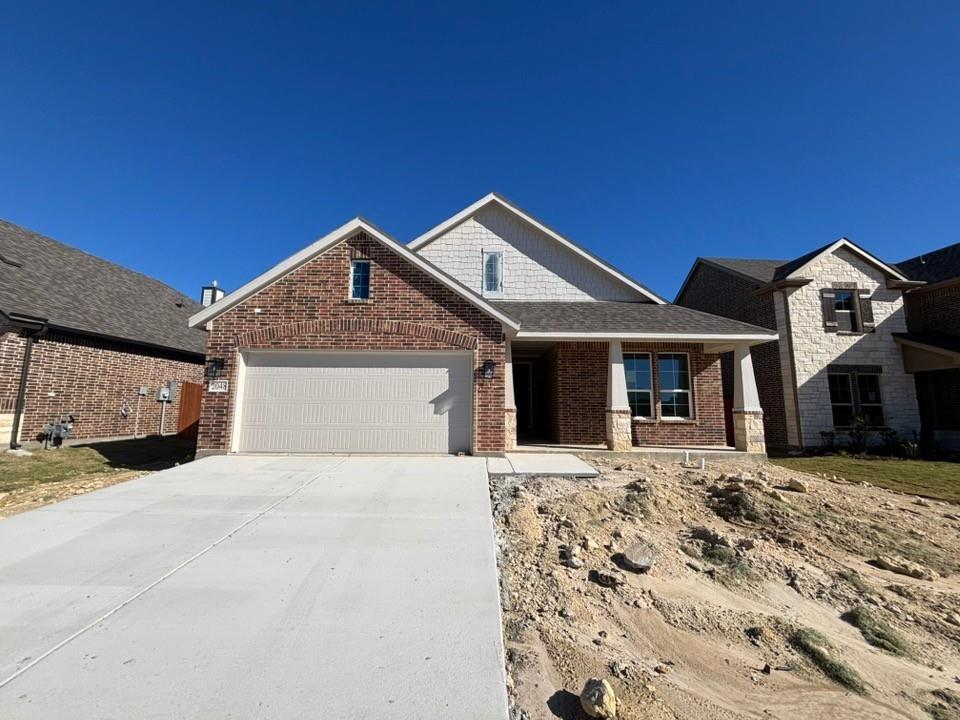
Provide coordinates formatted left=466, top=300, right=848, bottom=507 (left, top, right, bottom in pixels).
left=846, top=415, right=874, bottom=454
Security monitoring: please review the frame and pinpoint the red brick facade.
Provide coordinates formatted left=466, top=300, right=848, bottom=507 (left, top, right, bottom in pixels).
left=547, top=341, right=726, bottom=446
left=676, top=262, right=788, bottom=447
left=0, top=329, right=203, bottom=444
left=906, top=283, right=960, bottom=336
left=196, top=232, right=506, bottom=454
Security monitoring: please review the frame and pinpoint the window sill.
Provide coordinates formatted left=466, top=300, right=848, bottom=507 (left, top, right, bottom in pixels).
left=631, top=417, right=697, bottom=425
left=345, top=298, right=373, bottom=304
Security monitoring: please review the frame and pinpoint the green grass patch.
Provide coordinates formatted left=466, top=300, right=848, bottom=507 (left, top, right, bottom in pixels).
left=702, top=544, right=738, bottom=566
left=838, top=569, right=874, bottom=595
left=769, top=456, right=960, bottom=503
left=0, top=436, right=194, bottom=493
left=842, top=606, right=911, bottom=657
left=789, top=627, right=867, bottom=694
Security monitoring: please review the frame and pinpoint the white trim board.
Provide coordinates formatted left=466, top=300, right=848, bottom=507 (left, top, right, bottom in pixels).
left=188, top=217, right=520, bottom=330
left=409, top=193, right=666, bottom=304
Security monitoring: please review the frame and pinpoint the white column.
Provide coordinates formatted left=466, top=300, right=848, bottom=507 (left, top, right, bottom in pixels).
left=733, top=345, right=762, bottom=411
left=732, top=345, right=766, bottom=453
left=504, top=341, right=515, bottom=410
left=606, top=340, right=632, bottom=451
left=606, top=340, right=630, bottom=411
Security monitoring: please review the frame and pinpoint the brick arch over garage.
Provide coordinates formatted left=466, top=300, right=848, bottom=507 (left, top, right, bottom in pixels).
left=234, top=318, right=478, bottom=351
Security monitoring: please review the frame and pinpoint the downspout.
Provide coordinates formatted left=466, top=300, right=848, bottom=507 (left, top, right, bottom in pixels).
left=8, top=322, right=47, bottom=449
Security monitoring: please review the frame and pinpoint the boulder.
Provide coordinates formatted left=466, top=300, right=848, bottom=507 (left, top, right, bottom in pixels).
left=786, top=478, right=809, bottom=493
left=874, top=555, right=940, bottom=581
left=590, top=569, right=627, bottom=588
left=621, top=542, right=657, bottom=572
left=579, top=678, right=617, bottom=718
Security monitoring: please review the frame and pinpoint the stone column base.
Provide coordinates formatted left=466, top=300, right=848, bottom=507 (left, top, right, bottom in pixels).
left=605, top=409, right=632, bottom=451
left=0, top=413, right=13, bottom=447
left=504, top=408, right=517, bottom=451
left=733, top=410, right=766, bottom=453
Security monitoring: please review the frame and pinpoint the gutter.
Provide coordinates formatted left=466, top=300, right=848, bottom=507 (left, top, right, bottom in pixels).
left=3, top=312, right=48, bottom=449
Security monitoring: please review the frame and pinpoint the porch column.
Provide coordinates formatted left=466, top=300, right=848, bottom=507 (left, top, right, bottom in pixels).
left=504, top=340, right=517, bottom=451
left=732, top=345, right=766, bottom=453
left=605, top=340, right=632, bottom=451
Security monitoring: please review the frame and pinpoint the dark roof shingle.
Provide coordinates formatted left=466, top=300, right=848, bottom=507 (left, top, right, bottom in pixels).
left=493, top=301, right=776, bottom=337
left=701, top=257, right=786, bottom=284
left=897, top=243, right=960, bottom=284
left=0, top=220, right=207, bottom=355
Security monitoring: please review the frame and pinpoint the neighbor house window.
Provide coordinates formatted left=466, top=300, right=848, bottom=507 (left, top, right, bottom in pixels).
left=828, top=370, right=885, bottom=427
left=350, top=260, right=370, bottom=299
left=658, top=353, right=691, bottom=418
left=483, top=251, right=503, bottom=294
left=623, top=353, right=652, bottom=418
left=834, top=290, right=859, bottom=332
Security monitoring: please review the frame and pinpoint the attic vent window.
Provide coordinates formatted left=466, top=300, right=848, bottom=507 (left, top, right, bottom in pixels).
left=350, top=260, right=370, bottom=300
left=483, top=251, right=503, bottom=295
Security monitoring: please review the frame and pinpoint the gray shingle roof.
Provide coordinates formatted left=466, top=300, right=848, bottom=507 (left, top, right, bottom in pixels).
left=0, top=219, right=207, bottom=356
left=897, top=242, right=960, bottom=284
left=702, top=257, right=786, bottom=284
left=493, top=301, right=776, bottom=337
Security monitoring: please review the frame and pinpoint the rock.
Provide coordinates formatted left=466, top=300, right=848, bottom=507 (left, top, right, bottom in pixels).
left=590, top=569, right=626, bottom=588
left=654, top=663, right=669, bottom=674
left=945, top=612, right=960, bottom=627
left=786, top=478, right=809, bottom=493
left=564, top=556, right=585, bottom=569
left=874, top=555, right=940, bottom=581
left=621, top=541, right=657, bottom=572
left=737, top=538, right=756, bottom=551
left=580, top=678, right=617, bottom=718
left=686, top=560, right=704, bottom=573
left=582, top=536, right=599, bottom=551
left=913, top=498, right=931, bottom=507
left=560, top=607, right=574, bottom=620
left=610, top=660, right=629, bottom=679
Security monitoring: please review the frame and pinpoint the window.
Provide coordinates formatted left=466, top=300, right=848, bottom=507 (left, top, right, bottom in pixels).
left=350, top=260, right=370, bottom=299
left=834, top=290, right=859, bottom=332
left=828, top=371, right=885, bottom=427
left=623, top=353, right=652, bottom=418
left=483, top=251, right=503, bottom=294
left=658, top=353, right=691, bottom=418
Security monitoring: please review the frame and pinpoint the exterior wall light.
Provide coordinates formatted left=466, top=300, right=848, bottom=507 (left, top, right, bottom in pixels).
left=482, top=360, right=496, bottom=380
left=205, top=358, right=225, bottom=378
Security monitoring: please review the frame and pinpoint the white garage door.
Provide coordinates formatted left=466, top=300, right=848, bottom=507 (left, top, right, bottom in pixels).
left=236, top=352, right=473, bottom=454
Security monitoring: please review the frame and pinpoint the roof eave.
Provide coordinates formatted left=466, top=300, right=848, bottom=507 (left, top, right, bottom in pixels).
left=783, top=238, right=910, bottom=283
left=753, top=277, right=813, bottom=296
left=512, top=330, right=778, bottom=346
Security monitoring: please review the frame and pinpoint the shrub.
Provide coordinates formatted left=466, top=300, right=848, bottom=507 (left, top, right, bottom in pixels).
left=789, top=627, right=867, bottom=694
left=842, top=606, right=911, bottom=657
left=846, top=416, right=874, bottom=454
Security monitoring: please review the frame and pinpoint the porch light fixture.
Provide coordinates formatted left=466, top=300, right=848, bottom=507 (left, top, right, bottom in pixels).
left=205, top=358, right=225, bottom=378
left=482, top=359, right=496, bottom=380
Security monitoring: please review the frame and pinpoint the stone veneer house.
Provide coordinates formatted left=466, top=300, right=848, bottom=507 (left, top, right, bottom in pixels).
left=0, top=220, right=207, bottom=447
left=676, top=239, right=923, bottom=449
left=895, top=242, right=960, bottom=449
left=189, top=194, right=776, bottom=457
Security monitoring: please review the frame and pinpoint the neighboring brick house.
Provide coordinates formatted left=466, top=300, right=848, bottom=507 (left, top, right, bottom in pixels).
left=677, top=239, right=922, bottom=449
left=190, top=193, right=776, bottom=457
left=895, top=243, right=960, bottom=449
left=0, top=220, right=207, bottom=447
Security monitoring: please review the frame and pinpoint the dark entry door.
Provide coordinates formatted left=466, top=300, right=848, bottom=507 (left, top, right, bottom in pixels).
left=514, top=362, right=534, bottom=439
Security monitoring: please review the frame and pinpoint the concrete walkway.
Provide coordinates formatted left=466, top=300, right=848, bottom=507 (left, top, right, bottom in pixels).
left=0, top=455, right=508, bottom=720
left=487, top=452, right=599, bottom=477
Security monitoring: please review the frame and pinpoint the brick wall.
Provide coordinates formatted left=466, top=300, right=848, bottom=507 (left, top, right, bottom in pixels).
left=675, top=262, right=788, bottom=447
left=549, top=341, right=727, bottom=446
left=197, top=232, right=506, bottom=454
left=0, top=329, right=203, bottom=444
left=905, top=283, right=960, bottom=336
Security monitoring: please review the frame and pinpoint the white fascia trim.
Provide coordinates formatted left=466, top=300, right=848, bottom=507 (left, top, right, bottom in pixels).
left=409, top=193, right=667, bottom=304
left=514, top=331, right=778, bottom=343
left=188, top=217, right=520, bottom=330
left=787, top=238, right=910, bottom=282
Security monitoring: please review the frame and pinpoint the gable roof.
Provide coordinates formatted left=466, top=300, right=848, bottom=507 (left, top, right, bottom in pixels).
left=897, top=242, right=960, bottom=284
left=188, top=217, right=520, bottom=330
left=408, top=192, right=666, bottom=304
left=0, top=219, right=207, bottom=356
left=493, top=301, right=777, bottom=342
left=700, top=257, right=786, bottom=284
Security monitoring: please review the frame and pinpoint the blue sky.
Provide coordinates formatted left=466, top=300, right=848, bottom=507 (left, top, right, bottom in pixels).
left=1, top=2, right=958, bottom=301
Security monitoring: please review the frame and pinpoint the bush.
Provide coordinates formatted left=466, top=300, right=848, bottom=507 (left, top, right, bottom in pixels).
left=846, top=416, right=874, bottom=454
left=789, top=628, right=867, bottom=694
left=842, top=606, right=911, bottom=657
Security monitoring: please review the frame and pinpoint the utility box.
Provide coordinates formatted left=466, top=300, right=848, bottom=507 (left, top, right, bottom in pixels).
left=157, top=381, right=178, bottom=403
left=138, top=386, right=150, bottom=397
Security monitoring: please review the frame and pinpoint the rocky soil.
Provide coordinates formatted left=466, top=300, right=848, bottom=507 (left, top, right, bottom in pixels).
left=491, top=457, right=960, bottom=720
left=0, top=469, right=142, bottom=518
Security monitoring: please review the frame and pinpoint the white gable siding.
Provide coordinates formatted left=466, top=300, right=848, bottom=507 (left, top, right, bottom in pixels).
left=417, top=204, right=644, bottom=301
left=783, top=248, right=919, bottom=447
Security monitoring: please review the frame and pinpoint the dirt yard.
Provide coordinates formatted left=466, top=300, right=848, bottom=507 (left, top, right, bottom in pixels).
left=491, top=457, right=960, bottom=720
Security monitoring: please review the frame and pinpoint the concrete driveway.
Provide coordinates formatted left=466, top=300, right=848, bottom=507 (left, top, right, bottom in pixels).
left=0, top=455, right=508, bottom=719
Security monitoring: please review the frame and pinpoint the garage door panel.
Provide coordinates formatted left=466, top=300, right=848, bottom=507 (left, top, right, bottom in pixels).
left=237, top=352, right=473, bottom=453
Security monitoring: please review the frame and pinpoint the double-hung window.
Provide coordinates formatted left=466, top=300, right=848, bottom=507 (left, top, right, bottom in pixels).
left=828, top=369, right=885, bottom=427
left=658, top=353, right=692, bottom=419
left=483, top=251, right=503, bottom=295
left=623, top=353, right=652, bottom=418
left=834, top=290, right=859, bottom=332
left=350, top=260, right=370, bottom=300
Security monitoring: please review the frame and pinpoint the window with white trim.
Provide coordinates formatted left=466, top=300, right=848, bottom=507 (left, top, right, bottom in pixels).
left=623, top=353, right=652, bottom=418
left=482, top=251, right=503, bottom=295
left=658, top=353, right=691, bottom=419
left=350, top=260, right=370, bottom=299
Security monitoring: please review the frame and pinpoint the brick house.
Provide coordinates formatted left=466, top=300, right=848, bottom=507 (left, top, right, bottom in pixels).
left=676, top=239, right=923, bottom=450
left=190, top=194, right=776, bottom=457
left=895, top=243, right=960, bottom=449
left=0, top=220, right=207, bottom=447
